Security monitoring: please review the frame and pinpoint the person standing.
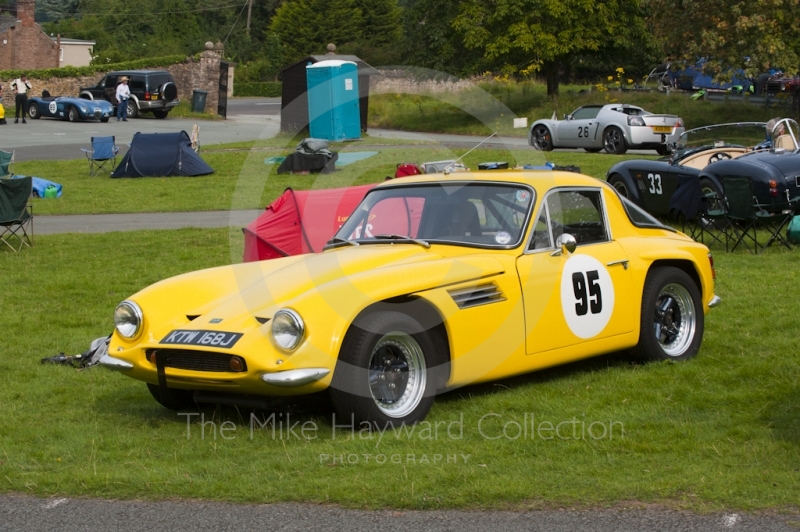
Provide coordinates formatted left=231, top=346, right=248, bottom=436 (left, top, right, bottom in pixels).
left=116, top=76, right=131, bottom=121
left=10, top=74, right=31, bottom=124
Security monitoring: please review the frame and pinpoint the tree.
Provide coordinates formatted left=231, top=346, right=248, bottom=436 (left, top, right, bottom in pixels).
left=646, top=0, right=800, bottom=78
left=451, top=0, right=649, bottom=95
left=269, top=0, right=364, bottom=62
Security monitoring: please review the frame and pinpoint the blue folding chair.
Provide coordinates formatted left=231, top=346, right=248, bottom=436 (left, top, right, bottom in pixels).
left=82, top=136, right=119, bottom=176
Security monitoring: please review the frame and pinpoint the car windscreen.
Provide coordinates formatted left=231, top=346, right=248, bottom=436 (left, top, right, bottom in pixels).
left=334, top=182, right=535, bottom=248
left=677, top=122, right=768, bottom=151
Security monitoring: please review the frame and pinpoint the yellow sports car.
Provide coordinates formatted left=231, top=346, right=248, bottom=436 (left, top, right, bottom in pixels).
left=102, top=171, right=720, bottom=427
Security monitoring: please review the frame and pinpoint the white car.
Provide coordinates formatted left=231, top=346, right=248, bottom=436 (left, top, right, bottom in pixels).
left=528, top=104, right=685, bottom=155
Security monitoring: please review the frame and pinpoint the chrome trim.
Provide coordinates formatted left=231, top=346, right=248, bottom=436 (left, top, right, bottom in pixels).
left=708, top=295, right=722, bottom=308
left=98, top=354, right=134, bottom=371
left=271, top=308, right=305, bottom=351
left=261, top=368, right=330, bottom=387
left=607, top=259, right=630, bottom=270
left=448, top=282, right=505, bottom=309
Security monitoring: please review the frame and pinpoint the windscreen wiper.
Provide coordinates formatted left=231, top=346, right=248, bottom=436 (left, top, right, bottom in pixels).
left=371, top=234, right=431, bottom=248
left=322, top=237, right=359, bottom=250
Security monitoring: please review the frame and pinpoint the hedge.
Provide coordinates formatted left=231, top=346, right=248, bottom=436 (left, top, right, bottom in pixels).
left=234, top=82, right=282, bottom=97
left=0, top=54, right=191, bottom=80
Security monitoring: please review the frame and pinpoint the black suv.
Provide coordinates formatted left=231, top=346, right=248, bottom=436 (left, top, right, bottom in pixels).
left=79, top=70, right=179, bottom=119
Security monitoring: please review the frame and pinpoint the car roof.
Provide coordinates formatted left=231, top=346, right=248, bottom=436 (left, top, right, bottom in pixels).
left=107, top=70, right=171, bottom=76
left=375, top=170, right=608, bottom=190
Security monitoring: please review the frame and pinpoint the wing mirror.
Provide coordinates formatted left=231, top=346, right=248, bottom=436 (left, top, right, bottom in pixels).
left=564, top=113, right=571, bottom=120
left=550, top=233, right=577, bottom=256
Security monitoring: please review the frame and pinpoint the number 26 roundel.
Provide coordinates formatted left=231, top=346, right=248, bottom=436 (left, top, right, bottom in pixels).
left=559, top=254, right=615, bottom=339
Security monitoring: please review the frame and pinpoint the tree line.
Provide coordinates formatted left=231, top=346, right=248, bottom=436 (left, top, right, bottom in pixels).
left=18, top=0, right=800, bottom=94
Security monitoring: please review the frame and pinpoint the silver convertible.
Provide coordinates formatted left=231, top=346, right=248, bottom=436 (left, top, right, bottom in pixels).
left=528, top=104, right=685, bottom=155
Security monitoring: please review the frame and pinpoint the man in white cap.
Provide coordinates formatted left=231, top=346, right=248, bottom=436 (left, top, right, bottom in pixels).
left=115, top=76, right=131, bottom=121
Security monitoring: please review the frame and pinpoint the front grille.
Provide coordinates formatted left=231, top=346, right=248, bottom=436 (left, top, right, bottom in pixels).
left=448, top=282, right=505, bottom=309
left=93, top=109, right=102, bottom=118
left=145, top=349, right=247, bottom=373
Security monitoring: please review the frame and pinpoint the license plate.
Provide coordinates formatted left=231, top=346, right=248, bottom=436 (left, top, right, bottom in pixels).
left=160, top=329, right=242, bottom=348
left=652, top=126, right=672, bottom=133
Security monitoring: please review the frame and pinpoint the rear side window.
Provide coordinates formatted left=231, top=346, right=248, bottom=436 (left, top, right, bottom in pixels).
left=147, top=75, right=173, bottom=91
left=130, top=77, right=145, bottom=91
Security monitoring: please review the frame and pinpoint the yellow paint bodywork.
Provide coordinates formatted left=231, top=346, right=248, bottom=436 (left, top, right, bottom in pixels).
left=108, top=171, right=717, bottom=395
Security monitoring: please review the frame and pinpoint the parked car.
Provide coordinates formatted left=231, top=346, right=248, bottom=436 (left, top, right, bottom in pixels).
left=528, top=104, right=684, bottom=155
left=606, top=119, right=800, bottom=216
left=79, top=70, right=179, bottom=119
left=100, top=170, right=719, bottom=427
left=26, top=95, right=114, bottom=122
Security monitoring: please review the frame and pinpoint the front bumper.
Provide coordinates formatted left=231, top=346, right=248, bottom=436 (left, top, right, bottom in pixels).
left=708, top=294, right=722, bottom=308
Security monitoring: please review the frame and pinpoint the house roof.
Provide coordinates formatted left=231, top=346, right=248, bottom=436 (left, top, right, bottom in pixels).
left=282, top=54, right=380, bottom=76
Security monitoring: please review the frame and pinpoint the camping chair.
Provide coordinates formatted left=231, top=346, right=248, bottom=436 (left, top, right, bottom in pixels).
left=0, top=150, right=15, bottom=178
left=190, top=124, right=200, bottom=153
left=0, top=176, right=33, bottom=251
left=724, top=176, right=795, bottom=253
left=82, top=136, right=119, bottom=176
left=669, top=174, right=730, bottom=250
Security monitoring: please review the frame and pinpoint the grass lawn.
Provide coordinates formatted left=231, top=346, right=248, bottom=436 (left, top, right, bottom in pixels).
left=21, top=142, right=654, bottom=215
left=0, top=230, right=798, bottom=511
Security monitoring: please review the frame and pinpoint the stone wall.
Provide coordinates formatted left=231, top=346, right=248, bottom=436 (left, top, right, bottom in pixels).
left=371, top=69, right=477, bottom=94
left=0, top=48, right=223, bottom=114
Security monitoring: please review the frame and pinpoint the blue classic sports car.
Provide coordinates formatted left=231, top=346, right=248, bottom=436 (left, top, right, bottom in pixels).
left=606, top=119, right=800, bottom=215
left=26, top=96, right=114, bottom=122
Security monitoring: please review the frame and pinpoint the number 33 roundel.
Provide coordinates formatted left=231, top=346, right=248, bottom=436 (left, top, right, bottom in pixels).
left=560, top=254, right=615, bottom=339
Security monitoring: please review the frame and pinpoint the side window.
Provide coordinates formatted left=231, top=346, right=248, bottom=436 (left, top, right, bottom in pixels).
left=130, top=77, right=146, bottom=92
left=97, top=76, right=108, bottom=88
left=571, top=107, right=601, bottom=120
left=105, top=75, right=117, bottom=87
left=544, top=189, right=609, bottom=246
left=529, top=206, right=552, bottom=250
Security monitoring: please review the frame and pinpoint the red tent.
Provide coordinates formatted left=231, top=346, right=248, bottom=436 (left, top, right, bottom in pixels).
left=243, top=184, right=375, bottom=262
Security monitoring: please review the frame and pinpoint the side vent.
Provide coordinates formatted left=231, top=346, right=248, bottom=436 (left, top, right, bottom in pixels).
left=186, top=315, right=200, bottom=321
left=255, top=316, right=270, bottom=325
left=448, top=282, right=505, bottom=309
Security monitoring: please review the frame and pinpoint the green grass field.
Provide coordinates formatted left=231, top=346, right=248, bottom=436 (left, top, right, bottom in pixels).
left=2, top=87, right=799, bottom=511
left=0, top=230, right=798, bottom=510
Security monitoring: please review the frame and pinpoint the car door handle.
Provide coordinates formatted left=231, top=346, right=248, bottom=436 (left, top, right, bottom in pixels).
left=607, top=259, right=629, bottom=270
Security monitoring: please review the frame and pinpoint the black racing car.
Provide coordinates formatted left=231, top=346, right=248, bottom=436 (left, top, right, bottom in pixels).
left=606, top=119, right=800, bottom=215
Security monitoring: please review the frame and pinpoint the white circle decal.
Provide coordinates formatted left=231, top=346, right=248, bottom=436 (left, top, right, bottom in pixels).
left=48, top=101, right=57, bottom=114
left=494, top=231, right=511, bottom=244
left=560, top=254, right=615, bottom=339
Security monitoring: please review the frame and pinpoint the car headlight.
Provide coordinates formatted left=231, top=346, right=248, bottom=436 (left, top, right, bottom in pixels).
left=114, top=300, right=143, bottom=339
left=271, top=309, right=305, bottom=351
left=80, top=106, right=87, bottom=112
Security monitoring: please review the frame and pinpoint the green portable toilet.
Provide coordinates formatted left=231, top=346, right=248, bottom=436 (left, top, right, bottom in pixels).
left=306, top=60, right=361, bottom=141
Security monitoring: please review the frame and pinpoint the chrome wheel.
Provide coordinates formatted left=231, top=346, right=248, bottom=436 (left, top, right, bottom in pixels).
left=368, top=331, right=426, bottom=418
left=653, top=283, right=696, bottom=357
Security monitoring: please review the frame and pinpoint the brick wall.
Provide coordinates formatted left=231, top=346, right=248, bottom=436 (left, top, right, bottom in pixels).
left=0, top=0, right=59, bottom=71
left=0, top=50, right=222, bottom=114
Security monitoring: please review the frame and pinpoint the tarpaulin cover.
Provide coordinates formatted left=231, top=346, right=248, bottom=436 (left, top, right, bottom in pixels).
left=111, top=131, right=214, bottom=178
left=243, top=184, right=375, bottom=262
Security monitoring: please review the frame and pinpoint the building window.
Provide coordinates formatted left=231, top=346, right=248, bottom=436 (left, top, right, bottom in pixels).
left=59, top=47, right=64, bottom=62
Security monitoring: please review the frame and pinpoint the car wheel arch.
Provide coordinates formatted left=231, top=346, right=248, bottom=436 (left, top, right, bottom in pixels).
left=343, top=296, right=452, bottom=388
left=607, top=172, right=642, bottom=204
left=645, top=259, right=704, bottom=302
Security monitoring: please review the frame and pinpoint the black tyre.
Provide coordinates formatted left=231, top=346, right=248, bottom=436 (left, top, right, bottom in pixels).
left=67, top=106, right=79, bottom=122
left=656, top=145, right=671, bottom=156
left=126, top=100, right=139, bottom=118
left=161, top=82, right=178, bottom=102
left=146, top=383, right=196, bottom=410
left=607, top=173, right=632, bottom=199
left=530, top=125, right=554, bottom=151
left=585, top=148, right=602, bottom=153
left=633, top=267, right=704, bottom=361
left=603, top=126, right=628, bottom=154
left=100, top=117, right=109, bottom=123
left=152, top=110, right=169, bottom=119
left=27, top=102, right=40, bottom=119
left=330, top=310, right=448, bottom=428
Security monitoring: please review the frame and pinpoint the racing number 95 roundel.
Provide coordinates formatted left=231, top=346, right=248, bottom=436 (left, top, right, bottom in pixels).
left=561, top=254, right=615, bottom=339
